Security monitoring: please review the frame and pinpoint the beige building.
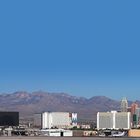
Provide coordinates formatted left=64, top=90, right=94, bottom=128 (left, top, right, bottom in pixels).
left=128, top=129, right=140, bottom=137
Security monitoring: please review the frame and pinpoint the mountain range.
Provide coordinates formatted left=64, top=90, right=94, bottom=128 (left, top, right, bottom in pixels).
left=0, top=91, right=139, bottom=121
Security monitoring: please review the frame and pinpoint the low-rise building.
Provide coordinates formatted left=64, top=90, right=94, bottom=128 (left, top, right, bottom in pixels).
left=40, top=129, right=73, bottom=136
left=128, top=129, right=140, bottom=137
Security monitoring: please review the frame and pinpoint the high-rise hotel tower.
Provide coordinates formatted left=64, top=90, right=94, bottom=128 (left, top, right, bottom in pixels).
left=121, top=97, right=128, bottom=112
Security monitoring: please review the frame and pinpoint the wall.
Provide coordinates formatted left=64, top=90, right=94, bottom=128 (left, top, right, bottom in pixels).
left=128, top=129, right=140, bottom=137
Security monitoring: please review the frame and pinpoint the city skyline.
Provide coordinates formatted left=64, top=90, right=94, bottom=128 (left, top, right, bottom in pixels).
left=0, top=1, right=140, bottom=100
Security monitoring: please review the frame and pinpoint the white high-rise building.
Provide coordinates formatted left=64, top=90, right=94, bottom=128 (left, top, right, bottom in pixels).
left=34, top=112, right=77, bottom=129
left=97, top=111, right=131, bottom=130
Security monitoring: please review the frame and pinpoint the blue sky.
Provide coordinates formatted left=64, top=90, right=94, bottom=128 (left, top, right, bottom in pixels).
left=0, top=0, right=140, bottom=100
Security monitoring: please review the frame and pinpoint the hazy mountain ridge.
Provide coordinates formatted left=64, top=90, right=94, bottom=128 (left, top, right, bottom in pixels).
left=0, top=91, right=136, bottom=121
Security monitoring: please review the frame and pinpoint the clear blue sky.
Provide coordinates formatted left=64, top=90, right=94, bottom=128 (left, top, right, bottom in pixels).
left=0, top=0, right=140, bottom=100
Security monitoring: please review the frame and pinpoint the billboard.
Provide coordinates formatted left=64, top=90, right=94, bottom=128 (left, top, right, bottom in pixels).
left=0, top=112, right=19, bottom=126
left=72, top=113, right=77, bottom=126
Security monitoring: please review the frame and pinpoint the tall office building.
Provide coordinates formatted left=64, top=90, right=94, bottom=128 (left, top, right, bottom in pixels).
left=120, top=97, right=128, bottom=112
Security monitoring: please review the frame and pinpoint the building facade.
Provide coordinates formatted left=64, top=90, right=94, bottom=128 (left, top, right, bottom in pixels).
left=131, top=103, right=138, bottom=115
left=115, top=112, right=131, bottom=129
left=33, top=113, right=42, bottom=128
left=131, top=103, right=139, bottom=127
left=97, top=111, right=131, bottom=130
left=34, top=112, right=77, bottom=129
left=120, top=97, right=128, bottom=112
left=135, top=108, right=140, bottom=126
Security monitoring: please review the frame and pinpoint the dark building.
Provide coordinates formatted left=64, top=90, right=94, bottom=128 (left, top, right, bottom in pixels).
left=0, top=112, right=19, bottom=126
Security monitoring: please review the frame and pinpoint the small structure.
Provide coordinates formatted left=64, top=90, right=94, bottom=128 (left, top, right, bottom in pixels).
left=40, top=129, right=73, bottom=136
left=128, top=129, right=140, bottom=137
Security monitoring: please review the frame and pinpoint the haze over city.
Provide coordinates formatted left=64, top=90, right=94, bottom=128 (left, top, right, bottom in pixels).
left=0, top=1, right=140, bottom=100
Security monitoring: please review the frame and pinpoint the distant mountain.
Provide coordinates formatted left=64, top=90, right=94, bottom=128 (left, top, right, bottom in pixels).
left=0, top=91, right=135, bottom=121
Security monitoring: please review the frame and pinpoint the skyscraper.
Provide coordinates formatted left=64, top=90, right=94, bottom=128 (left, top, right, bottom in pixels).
left=120, top=97, right=128, bottom=112
left=131, top=103, right=139, bottom=127
left=131, top=103, right=138, bottom=115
